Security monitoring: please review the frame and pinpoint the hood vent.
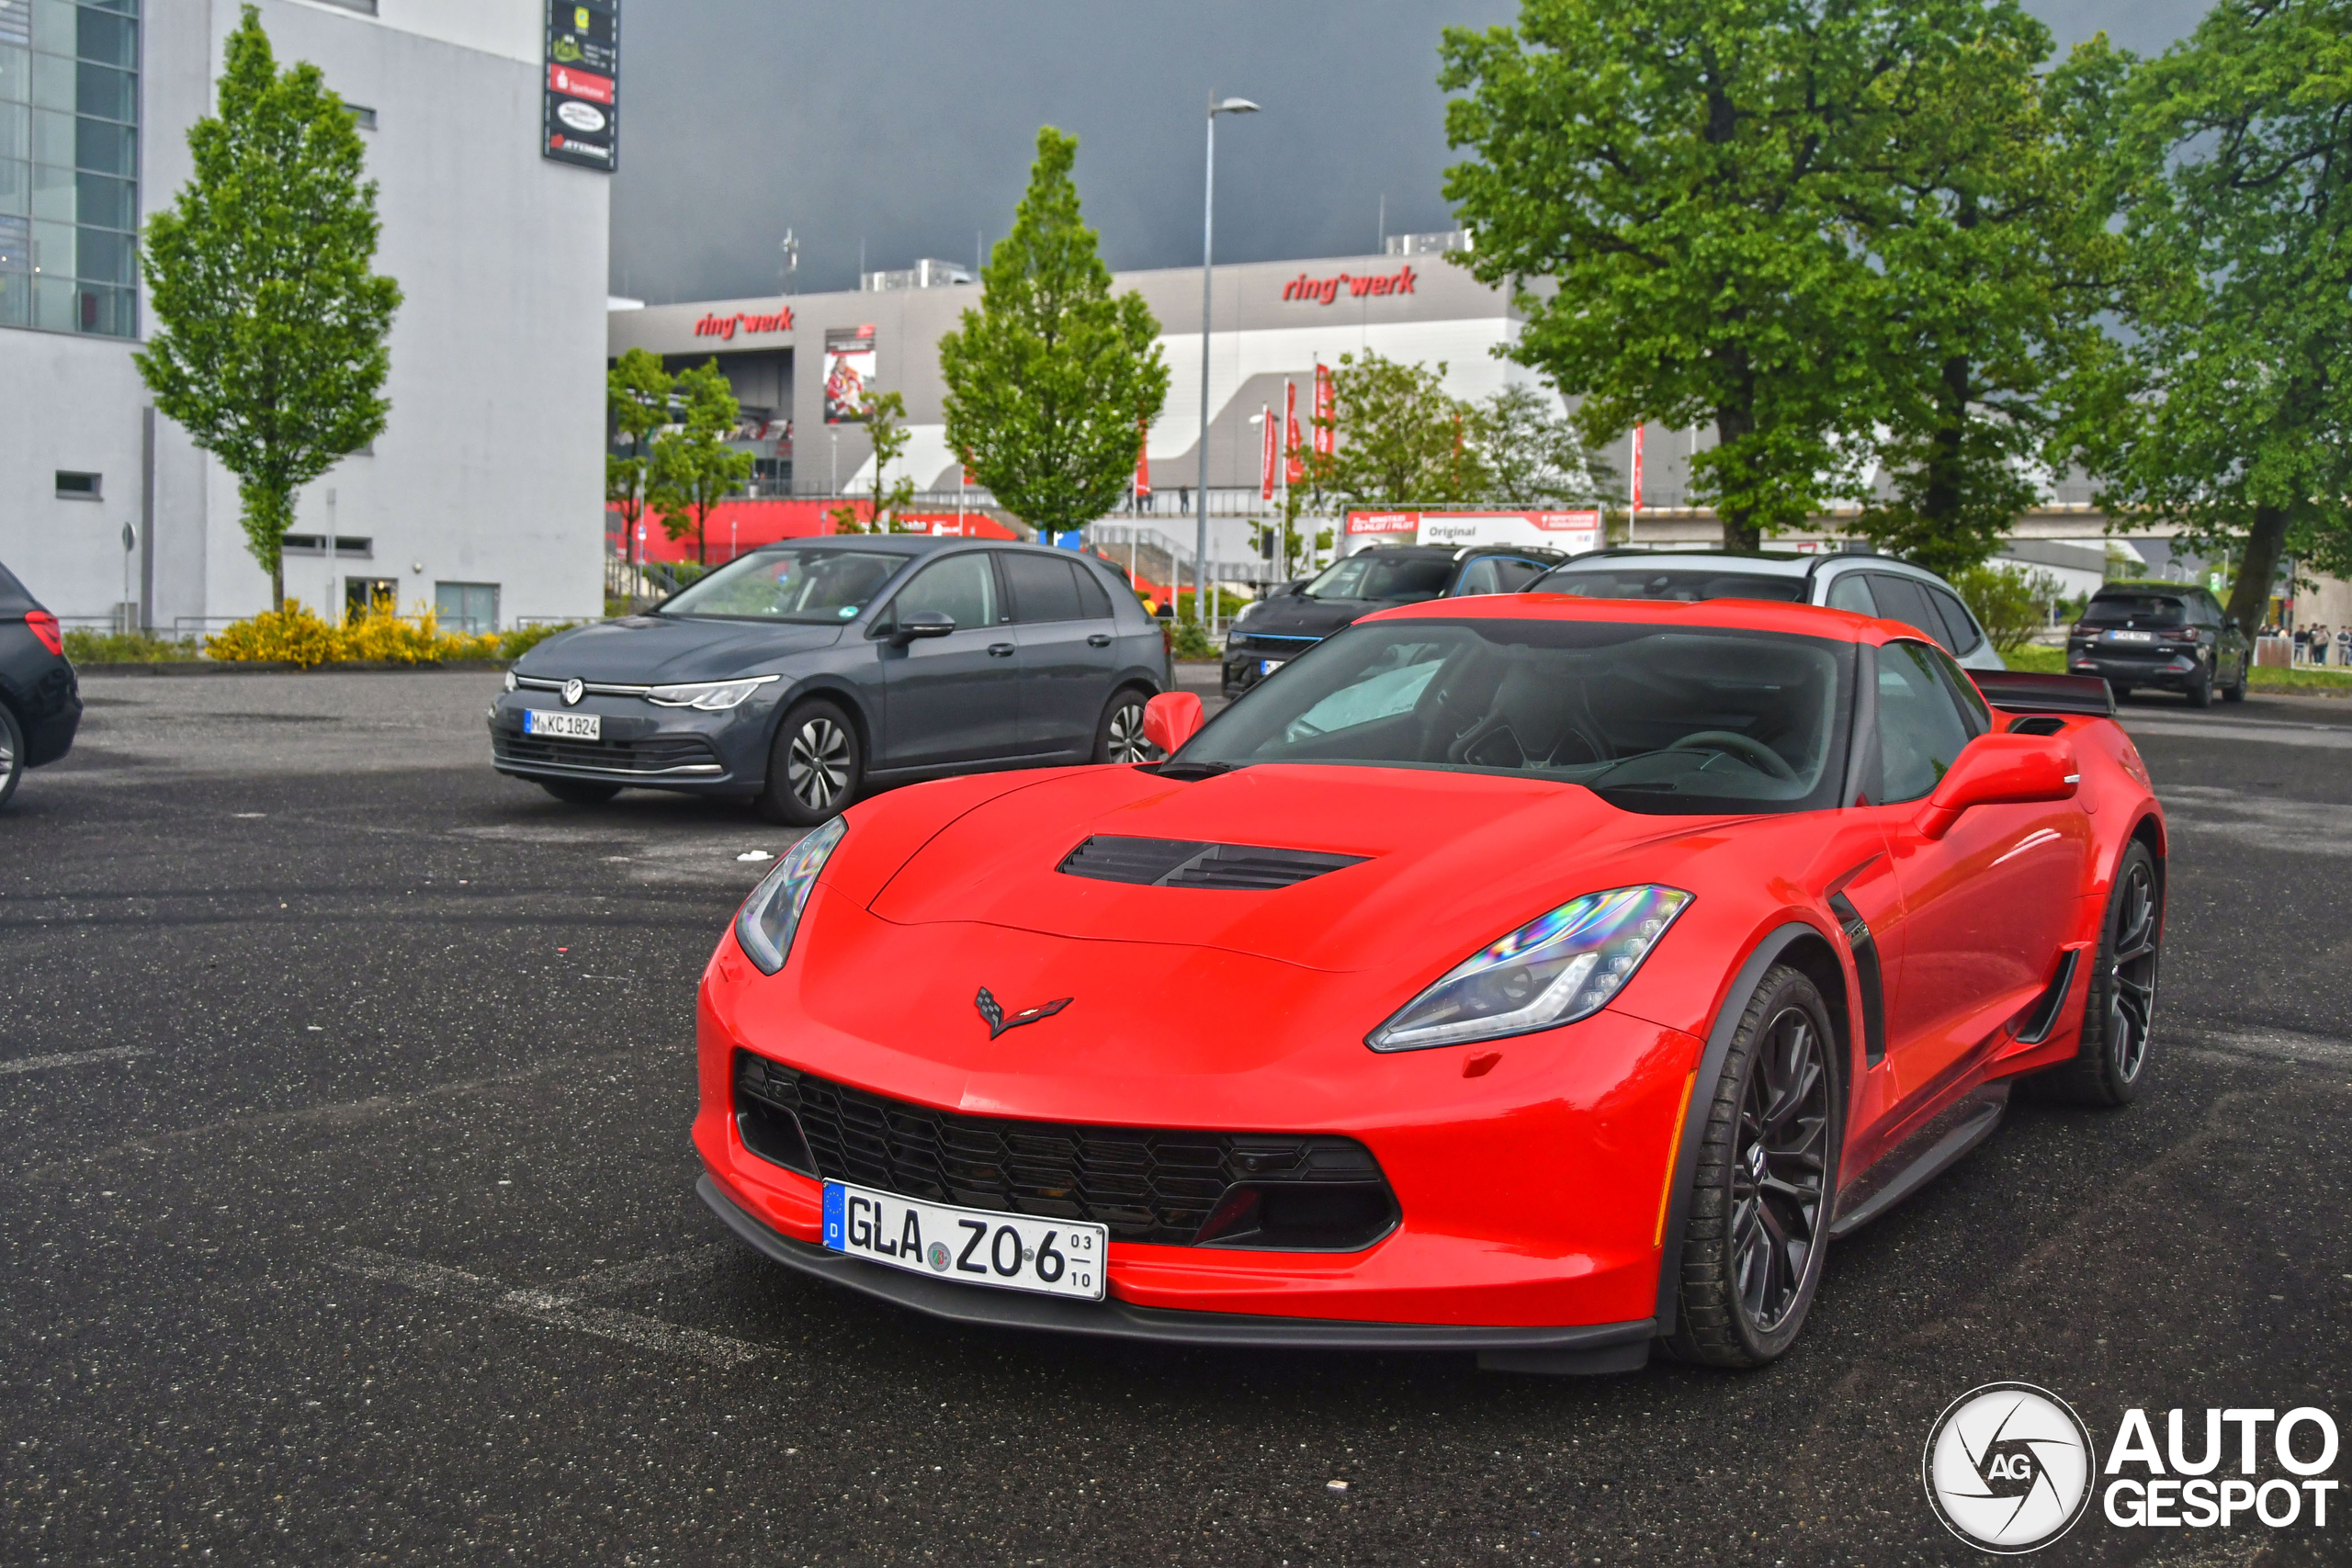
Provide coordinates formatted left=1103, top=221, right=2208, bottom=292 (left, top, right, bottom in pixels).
left=1058, top=835, right=1367, bottom=892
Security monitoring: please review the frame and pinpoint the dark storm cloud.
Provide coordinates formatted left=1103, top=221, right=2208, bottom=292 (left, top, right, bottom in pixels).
left=608, top=0, right=2215, bottom=307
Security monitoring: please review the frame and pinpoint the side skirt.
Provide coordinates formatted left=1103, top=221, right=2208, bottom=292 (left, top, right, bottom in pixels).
left=1827, top=1081, right=2009, bottom=1240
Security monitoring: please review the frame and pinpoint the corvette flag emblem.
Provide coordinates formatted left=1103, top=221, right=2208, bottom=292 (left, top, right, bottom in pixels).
left=976, top=987, right=1071, bottom=1040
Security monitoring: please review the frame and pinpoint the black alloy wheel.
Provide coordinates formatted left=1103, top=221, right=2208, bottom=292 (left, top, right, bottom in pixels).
left=537, top=778, right=620, bottom=806
left=2041, top=840, right=2162, bottom=1106
left=1095, top=689, right=1153, bottom=764
left=761, top=699, right=861, bottom=826
left=0, top=701, right=23, bottom=810
left=1667, top=964, right=1840, bottom=1368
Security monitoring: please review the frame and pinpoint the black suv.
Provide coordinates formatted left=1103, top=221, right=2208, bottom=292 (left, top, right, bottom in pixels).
left=1222, top=544, right=1566, bottom=694
left=0, top=559, right=82, bottom=808
left=2068, top=581, right=2249, bottom=705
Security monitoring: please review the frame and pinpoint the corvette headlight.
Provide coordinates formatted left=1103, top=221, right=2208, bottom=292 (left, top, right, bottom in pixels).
left=734, top=817, right=846, bottom=975
left=1367, top=885, right=1692, bottom=1051
left=647, top=675, right=780, bottom=710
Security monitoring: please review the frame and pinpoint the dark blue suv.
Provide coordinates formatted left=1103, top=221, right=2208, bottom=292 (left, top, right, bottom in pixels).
left=0, top=560, right=83, bottom=810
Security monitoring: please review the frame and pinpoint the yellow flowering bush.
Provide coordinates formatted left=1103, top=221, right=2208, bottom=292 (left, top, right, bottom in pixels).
left=205, top=599, right=503, bottom=666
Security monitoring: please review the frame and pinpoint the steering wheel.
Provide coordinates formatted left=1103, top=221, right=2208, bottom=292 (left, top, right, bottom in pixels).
left=1667, top=729, right=1797, bottom=780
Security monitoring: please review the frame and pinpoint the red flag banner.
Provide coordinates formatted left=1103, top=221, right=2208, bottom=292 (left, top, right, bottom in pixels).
left=1284, top=380, right=1305, bottom=485
left=1260, top=403, right=1278, bottom=501
left=1630, top=424, right=1645, bottom=513
left=1134, top=419, right=1151, bottom=498
left=1312, top=363, right=1335, bottom=458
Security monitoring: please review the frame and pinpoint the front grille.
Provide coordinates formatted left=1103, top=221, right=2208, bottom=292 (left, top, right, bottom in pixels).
left=734, top=1053, right=1397, bottom=1250
left=492, top=732, right=722, bottom=775
left=1057, top=835, right=1366, bottom=891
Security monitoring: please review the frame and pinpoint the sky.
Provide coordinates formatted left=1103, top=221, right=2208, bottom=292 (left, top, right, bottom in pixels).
left=608, top=1, right=2215, bottom=307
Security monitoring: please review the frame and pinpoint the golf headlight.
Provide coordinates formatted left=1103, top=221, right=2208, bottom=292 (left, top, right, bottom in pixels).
left=647, top=675, right=780, bottom=710
left=1367, top=886, right=1692, bottom=1051
left=734, top=816, right=846, bottom=975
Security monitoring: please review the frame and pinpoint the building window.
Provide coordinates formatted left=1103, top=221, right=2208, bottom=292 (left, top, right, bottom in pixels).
left=346, top=103, right=376, bottom=131
left=1, top=0, right=139, bottom=338
left=282, top=534, right=373, bottom=558
left=55, top=468, right=100, bottom=498
left=314, top=0, right=379, bottom=14
left=435, top=581, right=499, bottom=635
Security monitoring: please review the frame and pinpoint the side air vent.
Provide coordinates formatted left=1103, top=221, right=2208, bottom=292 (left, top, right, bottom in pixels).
left=1057, top=835, right=1367, bottom=892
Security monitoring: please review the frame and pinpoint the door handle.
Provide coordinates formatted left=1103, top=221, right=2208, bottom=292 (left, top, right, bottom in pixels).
left=1087, top=633, right=1113, bottom=648
left=988, top=642, right=1016, bottom=658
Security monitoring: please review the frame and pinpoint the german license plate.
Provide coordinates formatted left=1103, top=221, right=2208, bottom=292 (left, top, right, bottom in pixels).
left=1259, top=660, right=1286, bottom=676
left=2105, top=630, right=2154, bottom=644
left=523, top=709, right=600, bottom=739
left=821, top=1180, right=1106, bottom=1302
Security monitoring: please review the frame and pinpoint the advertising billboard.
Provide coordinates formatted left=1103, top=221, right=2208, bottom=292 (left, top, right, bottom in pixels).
left=544, top=2, right=620, bottom=171
left=823, top=325, right=877, bottom=423
left=1345, top=510, right=1603, bottom=553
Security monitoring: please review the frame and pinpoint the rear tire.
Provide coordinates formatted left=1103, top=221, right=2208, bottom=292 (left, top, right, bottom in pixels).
left=759, top=698, right=861, bottom=826
left=1665, top=964, right=1840, bottom=1369
left=537, top=778, right=619, bottom=805
left=0, top=702, right=24, bottom=811
left=2039, top=840, right=2162, bottom=1107
left=2184, top=663, right=2213, bottom=707
left=2222, top=658, right=2248, bottom=702
left=1093, top=687, right=1153, bottom=764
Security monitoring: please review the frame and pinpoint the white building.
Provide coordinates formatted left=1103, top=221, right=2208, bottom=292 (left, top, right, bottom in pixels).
left=0, top=0, right=610, bottom=633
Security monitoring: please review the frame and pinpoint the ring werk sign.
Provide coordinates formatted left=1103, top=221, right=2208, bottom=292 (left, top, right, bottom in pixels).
left=1280, top=264, right=1419, bottom=305
left=695, top=309, right=794, bottom=342
left=545, top=1, right=619, bottom=170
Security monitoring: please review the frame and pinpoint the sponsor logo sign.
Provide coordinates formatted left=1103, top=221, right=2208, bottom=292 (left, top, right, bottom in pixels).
left=694, top=308, right=794, bottom=341
left=1345, top=511, right=1602, bottom=552
left=544, top=1, right=619, bottom=171
left=1281, top=265, right=1419, bottom=304
left=823, top=325, right=877, bottom=425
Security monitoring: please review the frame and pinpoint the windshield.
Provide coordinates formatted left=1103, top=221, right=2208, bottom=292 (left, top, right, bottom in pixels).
left=1305, top=554, right=1455, bottom=602
left=1537, top=564, right=1809, bottom=604
left=658, top=548, right=906, bottom=623
left=2081, top=594, right=2187, bottom=628
left=1176, top=617, right=1852, bottom=815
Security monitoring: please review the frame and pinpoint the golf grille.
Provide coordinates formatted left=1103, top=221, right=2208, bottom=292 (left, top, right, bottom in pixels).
left=1057, top=835, right=1366, bottom=892
left=492, top=732, right=722, bottom=775
left=733, top=1053, right=1396, bottom=1249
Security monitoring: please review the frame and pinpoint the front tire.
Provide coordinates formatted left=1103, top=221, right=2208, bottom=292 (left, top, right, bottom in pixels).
left=1665, top=964, right=1840, bottom=1368
left=537, top=778, right=619, bottom=805
left=2040, top=840, right=2162, bottom=1106
left=2222, top=655, right=2248, bottom=702
left=1093, top=687, right=1153, bottom=764
left=760, top=699, right=861, bottom=826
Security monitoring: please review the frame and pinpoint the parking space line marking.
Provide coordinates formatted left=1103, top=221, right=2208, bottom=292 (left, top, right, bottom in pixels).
left=330, top=1247, right=766, bottom=1369
left=0, top=1046, right=152, bottom=1076
left=2172, top=1025, right=2352, bottom=1066
left=555, top=1244, right=732, bottom=1298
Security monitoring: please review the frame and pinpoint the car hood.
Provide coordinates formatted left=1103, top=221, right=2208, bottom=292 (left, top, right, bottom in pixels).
left=517, top=615, right=848, bottom=682
left=1231, top=593, right=1385, bottom=641
left=854, top=762, right=1734, bottom=976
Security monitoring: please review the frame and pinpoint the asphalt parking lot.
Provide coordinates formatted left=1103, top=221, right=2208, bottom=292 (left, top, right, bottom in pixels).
left=5, top=670, right=2349, bottom=1566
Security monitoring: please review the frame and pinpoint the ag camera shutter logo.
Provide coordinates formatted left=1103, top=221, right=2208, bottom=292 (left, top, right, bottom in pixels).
left=1923, top=1382, right=2096, bottom=1553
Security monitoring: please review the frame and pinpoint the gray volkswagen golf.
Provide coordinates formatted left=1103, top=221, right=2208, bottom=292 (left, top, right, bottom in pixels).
left=490, top=536, right=1169, bottom=823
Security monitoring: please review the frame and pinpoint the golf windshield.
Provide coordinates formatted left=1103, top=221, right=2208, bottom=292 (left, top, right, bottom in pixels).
left=1304, top=554, right=1455, bottom=602
left=1174, top=617, right=1853, bottom=815
left=657, top=548, right=905, bottom=623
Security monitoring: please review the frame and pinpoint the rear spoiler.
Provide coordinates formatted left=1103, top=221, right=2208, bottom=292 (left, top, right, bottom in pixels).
left=1968, top=669, right=2116, bottom=717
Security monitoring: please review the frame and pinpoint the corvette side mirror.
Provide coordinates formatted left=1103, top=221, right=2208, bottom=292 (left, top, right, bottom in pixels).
left=889, top=610, right=956, bottom=647
left=1915, top=733, right=2078, bottom=840
left=1142, top=692, right=1204, bottom=755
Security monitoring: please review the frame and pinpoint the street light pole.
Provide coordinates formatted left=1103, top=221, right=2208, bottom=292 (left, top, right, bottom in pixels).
left=1196, top=95, right=1257, bottom=638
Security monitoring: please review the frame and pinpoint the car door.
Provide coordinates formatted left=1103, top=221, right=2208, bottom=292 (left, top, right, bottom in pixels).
left=1002, top=550, right=1114, bottom=759
left=872, top=551, right=1020, bottom=769
left=1866, top=639, right=2090, bottom=1105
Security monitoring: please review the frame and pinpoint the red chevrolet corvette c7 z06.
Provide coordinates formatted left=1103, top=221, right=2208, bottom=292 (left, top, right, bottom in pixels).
left=692, top=594, right=2163, bottom=1371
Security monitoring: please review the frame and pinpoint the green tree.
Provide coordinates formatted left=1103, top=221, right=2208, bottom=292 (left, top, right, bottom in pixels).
left=136, top=6, right=400, bottom=611
left=649, top=360, right=756, bottom=566
left=1849, top=20, right=2131, bottom=577
left=940, top=127, right=1170, bottom=538
left=2065, top=0, right=2352, bottom=637
left=605, top=347, right=672, bottom=606
left=829, top=389, right=918, bottom=535
left=1470, top=383, right=1612, bottom=508
left=1441, top=0, right=2031, bottom=547
left=1953, top=562, right=2064, bottom=654
left=1317, top=351, right=1488, bottom=508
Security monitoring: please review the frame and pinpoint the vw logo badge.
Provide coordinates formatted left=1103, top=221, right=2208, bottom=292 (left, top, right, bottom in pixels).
left=1923, top=1382, right=2094, bottom=1553
left=561, top=678, right=585, bottom=706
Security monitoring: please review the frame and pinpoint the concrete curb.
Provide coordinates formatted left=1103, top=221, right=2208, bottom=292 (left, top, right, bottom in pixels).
left=75, top=660, right=514, bottom=678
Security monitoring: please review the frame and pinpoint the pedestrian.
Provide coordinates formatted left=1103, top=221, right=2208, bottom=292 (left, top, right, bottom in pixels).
left=2337, top=626, right=2351, bottom=668
left=2293, top=625, right=2311, bottom=663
